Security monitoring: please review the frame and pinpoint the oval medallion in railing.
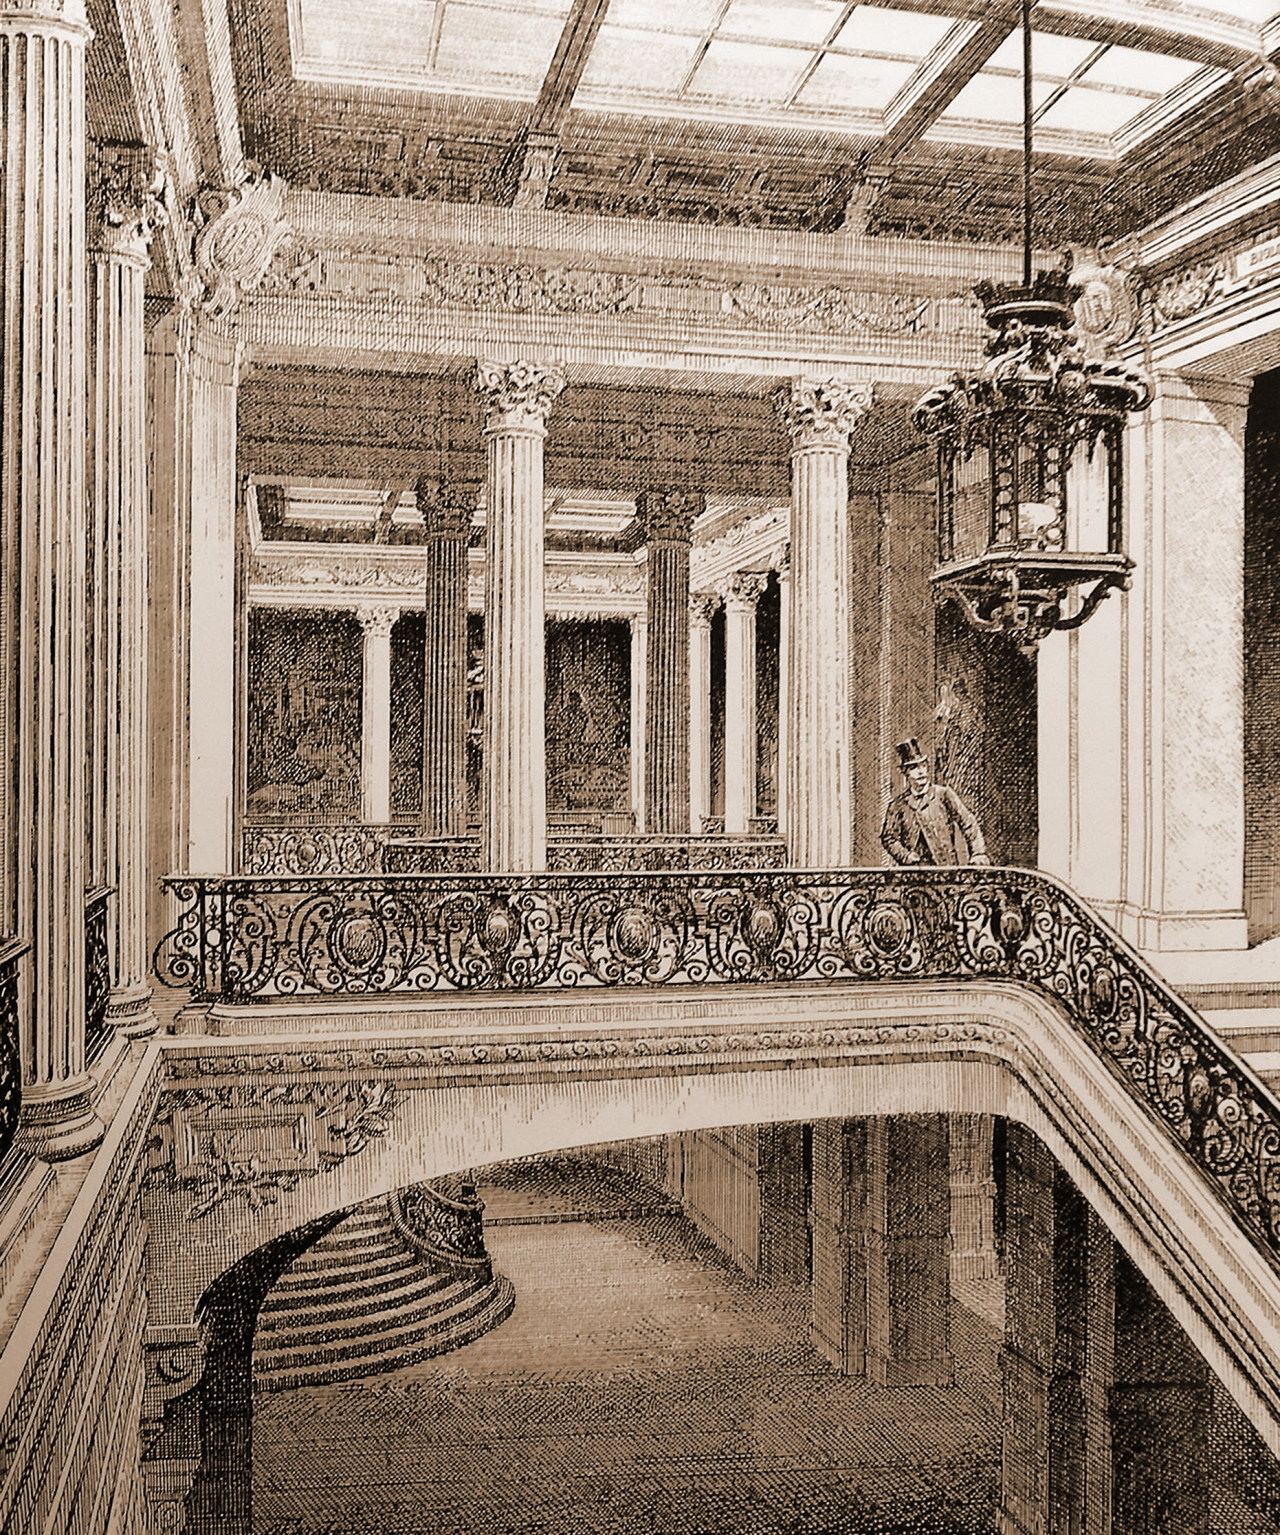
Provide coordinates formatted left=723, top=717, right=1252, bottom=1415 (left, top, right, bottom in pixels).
left=612, top=905, right=658, bottom=964
left=330, top=910, right=386, bottom=974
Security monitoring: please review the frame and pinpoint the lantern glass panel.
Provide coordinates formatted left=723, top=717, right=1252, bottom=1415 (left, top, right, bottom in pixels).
left=1013, top=416, right=1066, bottom=552
left=948, top=439, right=991, bottom=566
left=1065, top=427, right=1112, bottom=554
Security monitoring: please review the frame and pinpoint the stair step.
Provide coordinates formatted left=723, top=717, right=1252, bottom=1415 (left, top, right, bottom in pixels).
left=1196, top=1007, right=1280, bottom=1056
left=254, top=1280, right=515, bottom=1393
left=272, top=1245, right=417, bottom=1291
left=255, top=1276, right=501, bottom=1375
left=258, top=1268, right=462, bottom=1336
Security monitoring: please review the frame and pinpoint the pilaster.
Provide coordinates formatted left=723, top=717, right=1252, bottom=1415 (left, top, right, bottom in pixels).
left=629, top=615, right=647, bottom=832
left=688, top=595, right=717, bottom=834
left=723, top=571, right=767, bottom=836
left=864, top=1115, right=954, bottom=1388
left=356, top=607, right=398, bottom=826
left=1040, top=370, right=1249, bottom=953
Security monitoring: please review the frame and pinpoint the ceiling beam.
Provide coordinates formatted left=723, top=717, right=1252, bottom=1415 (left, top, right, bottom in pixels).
left=530, top=0, right=615, bottom=136
left=878, top=8, right=1023, bottom=162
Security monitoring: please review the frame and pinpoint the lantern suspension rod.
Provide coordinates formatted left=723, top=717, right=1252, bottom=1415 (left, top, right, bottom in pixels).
left=1022, top=0, right=1034, bottom=287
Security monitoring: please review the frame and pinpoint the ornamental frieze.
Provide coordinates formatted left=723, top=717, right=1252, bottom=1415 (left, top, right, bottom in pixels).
left=151, top=1080, right=401, bottom=1219
left=256, top=242, right=983, bottom=340
left=1149, top=227, right=1280, bottom=328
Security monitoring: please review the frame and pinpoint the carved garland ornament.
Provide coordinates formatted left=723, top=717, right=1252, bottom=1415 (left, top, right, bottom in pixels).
left=155, top=1080, right=402, bottom=1219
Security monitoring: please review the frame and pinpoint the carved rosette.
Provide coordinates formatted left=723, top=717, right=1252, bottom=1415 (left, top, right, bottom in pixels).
left=191, top=169, right=291, bottom=318
left=635, top=488, right=704, bottom=547
left=415, top=476, right=474, bottom=539
left=474, top=359, right=566, bottom=433
left=775, top=378, right=875, bottom=452
left=91, top=141, right=168, bottom=265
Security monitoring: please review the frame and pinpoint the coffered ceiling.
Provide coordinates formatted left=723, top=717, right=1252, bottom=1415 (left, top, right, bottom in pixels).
left=132, top=0, right=1280, bottom=244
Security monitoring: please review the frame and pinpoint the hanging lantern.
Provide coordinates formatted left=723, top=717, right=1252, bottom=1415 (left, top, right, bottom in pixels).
left=914, top=264, right=1152, bottom=653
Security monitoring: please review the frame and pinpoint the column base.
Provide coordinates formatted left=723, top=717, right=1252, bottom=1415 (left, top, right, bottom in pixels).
left=18, top=1076, right=105, bottom=1161
left=108, top=982, right=157, bottom=1039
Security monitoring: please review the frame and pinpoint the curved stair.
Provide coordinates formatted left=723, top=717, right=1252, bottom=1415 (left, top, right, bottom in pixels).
left=254, top=1193, right=514, bottom=1392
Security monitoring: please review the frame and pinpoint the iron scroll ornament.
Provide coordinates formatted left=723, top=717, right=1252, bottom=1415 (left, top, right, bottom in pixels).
left=157, top=867, right=1280, bottom=1270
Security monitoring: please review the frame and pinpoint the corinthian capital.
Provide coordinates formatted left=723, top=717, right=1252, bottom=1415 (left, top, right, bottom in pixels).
left=775, top=378, right=875, bottom=451
left=474, top=360, right=566, bottom=431
left=636, top=488, right=704, bottom=547
left=91, top=142, right=168, bottom=263
left=415, top=476, right=474, bottom=538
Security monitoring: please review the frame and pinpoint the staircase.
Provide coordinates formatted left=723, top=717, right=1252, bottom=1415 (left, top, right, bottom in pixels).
left=1157, top=940, right=1280, bottom=1087
left=254, top=1190, right=514, bottom=1393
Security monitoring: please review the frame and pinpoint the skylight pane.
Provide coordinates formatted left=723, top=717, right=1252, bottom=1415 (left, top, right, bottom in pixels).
left=1037, top=84, right=1157, bottom=132
left=689, top=39, right=811, bottom=102
left=1080, top=45, right=1204, bottom=93
left=298, top=0, right=441, bottom=67
left=719, top=0, right=847, bottom=46
left=435, top=4, right=567, bottom=85
left=579, top=26, right=703, bottom=93
left=604, top=0, right=727, bottom=28
left=939, top=71, right=1056, bottom=123
left=831, top=6, right=954, bottom=59
left=798, top=51, right=916, bottom=110
left=984, top=31, right=1100, bottom=79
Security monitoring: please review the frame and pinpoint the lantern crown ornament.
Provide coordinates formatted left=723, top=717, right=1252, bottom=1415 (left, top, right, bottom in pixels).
left=913, top=7, right=1152, bottom=654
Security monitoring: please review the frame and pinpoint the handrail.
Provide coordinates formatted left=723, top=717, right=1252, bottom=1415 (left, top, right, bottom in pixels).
left=154, top=865, right=1280, bottom=1272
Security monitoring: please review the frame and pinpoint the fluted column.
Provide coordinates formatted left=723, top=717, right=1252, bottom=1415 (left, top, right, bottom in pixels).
left=475, top=361, right=565, bottom=871
left=89, top=144, right=165, bottom=1041
left=418, top=479, right=471, bottom=838
left=2, top=0, right=102, bottom=1158
left=775, top=379, right=873, bottom=866
left=724, top=572, right=767, bottom=835
left=636, top=490, right=701, bottom=834
left=775, top=547, right=791, bottom=839
left=357, top=607, right=398, bottom=826
left=688, top=595, right=717, bottom=834
left=629, top=616, right=647, bottom=832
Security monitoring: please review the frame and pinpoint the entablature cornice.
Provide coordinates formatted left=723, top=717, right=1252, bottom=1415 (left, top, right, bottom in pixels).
left=233, top=189, right=1004, bottom=387
left=248, top=543, right=647, bottom=619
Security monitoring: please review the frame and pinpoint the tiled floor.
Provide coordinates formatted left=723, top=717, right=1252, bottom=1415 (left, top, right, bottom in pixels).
left=254, top=1161, right=1002, bottom=1535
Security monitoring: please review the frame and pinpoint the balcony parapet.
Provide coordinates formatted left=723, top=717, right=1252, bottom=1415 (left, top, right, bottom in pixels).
left=154, top=865, right=1280, bottom=1276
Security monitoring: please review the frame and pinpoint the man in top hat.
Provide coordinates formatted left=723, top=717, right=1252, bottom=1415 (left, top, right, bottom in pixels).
left=881, top=738, right=990, bottom=867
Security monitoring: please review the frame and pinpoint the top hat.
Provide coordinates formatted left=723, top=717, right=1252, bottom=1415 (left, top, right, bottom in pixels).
left=895, top=738, right=927, bottom=769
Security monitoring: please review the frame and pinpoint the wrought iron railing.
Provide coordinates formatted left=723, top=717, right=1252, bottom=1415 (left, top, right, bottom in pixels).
left=85, top=887, right=113, bottom=1064
left=389, top=1179, right=493, bottom=1277
left=0, top=938, right=25, bottom=1162
left=382, top=835, right=788, bottom=874
left=240, top=823, right=396, bottom=876
left=156, top=866, right=1280, bottom=1270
